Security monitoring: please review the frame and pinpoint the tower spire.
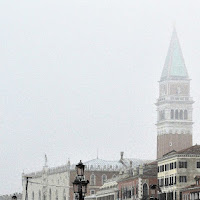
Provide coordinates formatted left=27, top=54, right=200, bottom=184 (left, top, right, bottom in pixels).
left=157, top=28, right=193, bottom=159
left=161, top=27, right=189, bottom=81
left=44, top=154, right=48, bottom=167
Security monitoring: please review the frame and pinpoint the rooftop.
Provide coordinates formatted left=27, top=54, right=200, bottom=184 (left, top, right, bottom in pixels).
left=160, top=28, right=189, bottom=81
left=161, top=145, right=200, bottom=160
left=23, top=154, right=150, bottom=178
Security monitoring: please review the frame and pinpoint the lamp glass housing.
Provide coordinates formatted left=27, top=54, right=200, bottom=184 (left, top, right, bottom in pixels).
left=73, top=177, right=80, bottom=193
left=76, top=160, right=85, bottom=176
left=81, top=180, right=89, bottom=194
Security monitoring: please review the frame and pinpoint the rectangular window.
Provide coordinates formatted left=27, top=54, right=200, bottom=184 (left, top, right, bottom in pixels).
left=90, top=190, right=95, bottom=195
left=180, top=192, right=182, bottom=200
left=179, top=176, right=187, bottom=183
left=158, top=167, right=159, bottom=172
left=165, top=178, right=169, bottom=186
left=159, top=165, right=165, bottom=172
left=174, top=162, right=177, bottom=169
left=174, top=176, right=176, bottom=185
left=197, top=162, right=200, bottom=168
left=160, top=178, right=164, bottom=187
left=179, top=162, right=187, bottom=168
left=169, top=177, right=172, bottom=185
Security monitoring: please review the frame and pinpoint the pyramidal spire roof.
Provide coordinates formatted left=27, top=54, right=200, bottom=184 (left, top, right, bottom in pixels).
left=160, top=28, right=189, bottom=81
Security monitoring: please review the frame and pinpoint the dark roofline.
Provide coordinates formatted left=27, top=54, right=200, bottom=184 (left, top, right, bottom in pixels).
left=176, top=144, right=200, bottom=154
left=159, top=145, right=200, bottom=161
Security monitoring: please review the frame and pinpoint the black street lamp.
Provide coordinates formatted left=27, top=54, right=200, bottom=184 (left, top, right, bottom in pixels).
left=73, top=160, right=89, bottom=200
left=76, top=160, right=85, bottom=177
left=12, top=195, right=17, bottom=200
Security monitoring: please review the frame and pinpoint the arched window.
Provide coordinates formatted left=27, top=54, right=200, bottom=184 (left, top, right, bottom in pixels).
left=159, top=111, right=165, bottom=120
left=180, top=110, right=183, bottom=120
left=63, top=189, right=66, bottom=200
left=162, top=110, right=165, bottom=120
left=159, top=111, right=162, bottom=120
left=122, top=187, right=127, bottom=199
left=90, top=174, right=96, bottom=186
left=143, top=183, right=148, bottom=200
left=39, top=191, right=41, bottom=200
left=136, top=185, right=138, bottom=196
left=102, top=174, right=107, bottom=184
left=132, top=187, right=135, bottom=196
left=56, top=190, right=58, bottom=200
left=175, top=110, right=179, bottom=119
left=184, top=110, right=188, bottom=120
left=112, top=174, right=116, bottom=178
left=32, top=192, right=34, bottom=200
left=171, top=110, right=174, bottom=119
left=49, top=189, right=51, bottom=200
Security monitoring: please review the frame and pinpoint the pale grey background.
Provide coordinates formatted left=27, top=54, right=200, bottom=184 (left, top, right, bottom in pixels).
left=1, top=0, right=200, bottom=194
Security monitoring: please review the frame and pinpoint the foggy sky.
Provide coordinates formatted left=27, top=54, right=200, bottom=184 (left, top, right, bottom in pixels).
left=1, top=0, right=200, bottom=194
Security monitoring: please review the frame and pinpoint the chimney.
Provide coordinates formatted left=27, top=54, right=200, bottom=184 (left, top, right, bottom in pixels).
left=120, top=152, right=124, bottom=160
left=139, top=165, right=143, bottom=175
left=130, top=160, right=133, bottom=168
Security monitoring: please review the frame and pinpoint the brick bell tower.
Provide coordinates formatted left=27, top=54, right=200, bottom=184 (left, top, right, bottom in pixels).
left=156, top=28, right=193, bottom=159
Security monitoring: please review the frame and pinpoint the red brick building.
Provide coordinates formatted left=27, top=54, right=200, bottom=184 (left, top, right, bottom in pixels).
left=94, top=161, right=158, bottom=200
left=118, top=161, right=158, bottom=200
left=69, top=159, right=120, bottom=199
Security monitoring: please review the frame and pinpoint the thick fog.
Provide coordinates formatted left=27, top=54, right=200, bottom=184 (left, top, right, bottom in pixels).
left=1, top=0, right=200, bottom=194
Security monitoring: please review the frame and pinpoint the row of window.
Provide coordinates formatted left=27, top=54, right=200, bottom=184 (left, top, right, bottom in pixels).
left=158, top=162, right=177, bottom=172
left=159, top=110, right=188, bottom=121
left=159, top=175, right=187, bottom=187
left=158, top=161, right=200, bottom=172
left=90, top=174, right=114, bottom=185
left=183, top=193, right=200, bottom=200
left=120, top=184, right=148, bottom=199
left=171, top=110, right=188, bottom=120
left=87, top=164, right=119, bottom=170
left=158, top=176, right=176, bottom=187
left=30, top=189, right=66, bottom=200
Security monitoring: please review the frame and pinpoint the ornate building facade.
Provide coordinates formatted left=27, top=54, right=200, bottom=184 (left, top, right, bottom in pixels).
left=156, top=28, right=193, bottom=159
left=22, top=153, right=148, bottom=200
left=94, top=161, right=158, bottom=200
left=157, top=145, right=200, bottom=200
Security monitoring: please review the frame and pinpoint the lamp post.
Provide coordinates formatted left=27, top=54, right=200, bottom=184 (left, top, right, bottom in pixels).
left=73, top=160, right=89, bottom=200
